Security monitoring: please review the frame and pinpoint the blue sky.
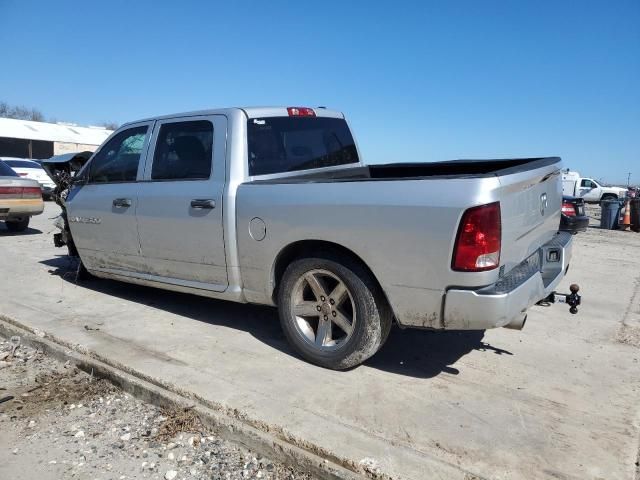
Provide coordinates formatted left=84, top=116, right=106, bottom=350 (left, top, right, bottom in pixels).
left=1, top=0, right=638, bottom=184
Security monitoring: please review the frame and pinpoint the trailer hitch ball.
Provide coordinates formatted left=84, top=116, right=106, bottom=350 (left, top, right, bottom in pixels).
left=536, top=283, right=581, bottom=314
left=568, top=284, right=580, bottom=315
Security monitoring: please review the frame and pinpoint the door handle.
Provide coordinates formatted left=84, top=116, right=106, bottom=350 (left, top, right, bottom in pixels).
left=190, top=199, right=216, bottom=209
left=113, top=198, right=132, bottom=208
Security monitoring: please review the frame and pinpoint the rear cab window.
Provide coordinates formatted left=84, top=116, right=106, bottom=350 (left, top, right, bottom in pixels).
left=247, top=117, right=359, bottom=176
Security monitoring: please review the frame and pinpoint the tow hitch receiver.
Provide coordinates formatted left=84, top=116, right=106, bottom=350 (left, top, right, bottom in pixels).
left=537, top=284, right=581, bottom=314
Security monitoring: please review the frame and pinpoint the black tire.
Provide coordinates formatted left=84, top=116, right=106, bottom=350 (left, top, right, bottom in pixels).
left=278, top=253, right=392, bottom=370
left=601, top=194, right=617, bottom=202
left=5, top=217, right=29, bottom=232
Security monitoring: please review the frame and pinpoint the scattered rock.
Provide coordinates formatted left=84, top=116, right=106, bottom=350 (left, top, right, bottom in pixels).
left=164, top=470, right=178, bottom=480
left=0, top=340, right=314, bottom=480
left=359, top=457, right=381, bottom=475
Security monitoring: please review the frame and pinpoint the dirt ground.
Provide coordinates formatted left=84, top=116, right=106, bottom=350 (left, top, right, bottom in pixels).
left=2, top=201, right=640, bottom=480
left=0, top=337, right=315, bottom=480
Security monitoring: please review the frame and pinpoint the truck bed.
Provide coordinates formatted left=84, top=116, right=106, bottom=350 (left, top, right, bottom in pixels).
left=249, top=157, right=561, bottom=183
left=237, top=155, right=564, bottom=329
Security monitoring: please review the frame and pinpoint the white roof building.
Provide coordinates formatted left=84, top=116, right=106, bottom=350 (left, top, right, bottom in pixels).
left=0, top=117, right=113, bottom=159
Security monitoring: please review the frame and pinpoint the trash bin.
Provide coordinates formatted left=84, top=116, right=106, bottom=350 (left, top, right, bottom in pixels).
left=600, top=199, right=621, bottom=230
left=630, top=198, right=640, bottom=232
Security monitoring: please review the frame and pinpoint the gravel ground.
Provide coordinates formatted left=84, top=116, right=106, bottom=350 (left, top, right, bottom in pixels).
left=0, top=337, right=316, bottom=480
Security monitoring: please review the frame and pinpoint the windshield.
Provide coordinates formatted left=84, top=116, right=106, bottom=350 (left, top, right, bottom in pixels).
left=0, top=160, right=19, bottom=177
left=4, top=159, right=43, bottom=169
left=247, top=117, right=359, bottom=176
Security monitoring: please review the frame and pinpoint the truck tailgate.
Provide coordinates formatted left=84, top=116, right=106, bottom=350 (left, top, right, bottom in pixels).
left=497, top=164, right=563, bottom=274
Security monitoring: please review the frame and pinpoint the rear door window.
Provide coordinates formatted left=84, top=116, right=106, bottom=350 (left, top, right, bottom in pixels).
left=88, top=126, right=148, bottom=183
left=151, top=120, right=213, bottom=180
left=247, top=117, right=359, bottom=176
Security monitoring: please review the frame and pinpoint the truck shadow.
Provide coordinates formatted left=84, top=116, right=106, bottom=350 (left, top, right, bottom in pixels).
left=0, top=225, right=43, bottom=236
left=41, top=256, right=512, bottom=379
left=364, top=328, right=511, bottom=378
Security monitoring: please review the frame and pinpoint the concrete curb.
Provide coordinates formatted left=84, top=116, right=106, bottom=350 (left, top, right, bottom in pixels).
left=0, top=316, right=370, bottom=480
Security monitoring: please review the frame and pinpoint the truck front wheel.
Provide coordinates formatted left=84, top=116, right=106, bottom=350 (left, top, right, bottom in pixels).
left=278, top=254, right=392, bottom=370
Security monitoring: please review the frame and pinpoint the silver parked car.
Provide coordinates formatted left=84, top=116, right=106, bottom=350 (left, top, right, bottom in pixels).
left=0, top=159, right=44, bottom=232
left=43, top=106, right=578, bottom=369
left=0, top=157, right=56, bottom=199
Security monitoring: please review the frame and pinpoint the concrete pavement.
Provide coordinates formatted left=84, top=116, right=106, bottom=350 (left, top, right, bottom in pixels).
left=1, top=203, right=639, bottom=479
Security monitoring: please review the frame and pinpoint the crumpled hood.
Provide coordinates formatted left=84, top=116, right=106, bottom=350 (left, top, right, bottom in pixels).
left=41, top=151, right=93, bottom=186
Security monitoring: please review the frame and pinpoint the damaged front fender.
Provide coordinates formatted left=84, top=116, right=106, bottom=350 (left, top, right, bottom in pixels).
left=41, top=151, right=92, bottom=207
left=42, top=151, right=93, bottom=255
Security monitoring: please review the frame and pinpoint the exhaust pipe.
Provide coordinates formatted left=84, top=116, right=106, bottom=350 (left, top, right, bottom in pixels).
left=504, top=314, right=527, bottom=330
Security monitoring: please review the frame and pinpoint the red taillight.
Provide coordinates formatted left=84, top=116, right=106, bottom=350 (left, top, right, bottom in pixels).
left=561, top=201, right=576, bottom=217
left=18, top=172, right=28, bottom=176
left=287, top=107, right=315, bottom=117
left=452, top=202, right=501, bottom=272
left=22, top=187, right=42, bottom=198
left=0, top=186, right=42, bottom=198
left=0, top=187, right=23, bottom=195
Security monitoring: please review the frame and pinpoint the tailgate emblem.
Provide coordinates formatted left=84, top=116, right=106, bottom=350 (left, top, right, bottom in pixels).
left=540, top=193, right=548, bottom=216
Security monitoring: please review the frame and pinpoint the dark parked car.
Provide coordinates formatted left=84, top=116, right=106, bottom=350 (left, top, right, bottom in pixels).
left=560, top=196, right=589, bottom=234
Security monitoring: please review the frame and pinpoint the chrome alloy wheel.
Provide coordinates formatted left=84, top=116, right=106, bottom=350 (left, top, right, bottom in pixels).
left=289, top=269, right=356, bottom=350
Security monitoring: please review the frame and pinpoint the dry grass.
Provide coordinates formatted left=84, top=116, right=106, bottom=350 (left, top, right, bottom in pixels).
left=156, top=405, right=203, bottom=441
left=2, top=361, right=116, bottom=417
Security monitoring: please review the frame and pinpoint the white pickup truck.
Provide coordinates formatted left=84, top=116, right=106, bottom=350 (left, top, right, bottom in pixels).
left=562, top=170, right=627, bottom=202
left=43, top=106, right=579, bottom=369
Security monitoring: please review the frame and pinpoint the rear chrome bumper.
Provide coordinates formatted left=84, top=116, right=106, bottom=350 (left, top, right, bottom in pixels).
left=0, top=198, right=45, bottom=219
left=443, top=232, right=573, bottom=330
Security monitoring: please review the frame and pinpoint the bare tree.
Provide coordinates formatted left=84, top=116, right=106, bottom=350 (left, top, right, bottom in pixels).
left=0, top=101, right=9, bottom=117
left=30, top=108, right=45, bottom=122
left=0, top=100, right=46, bottom=122
left=1, top=100, right=114, bottom=127
left=100, top=121, right=119, bottom=130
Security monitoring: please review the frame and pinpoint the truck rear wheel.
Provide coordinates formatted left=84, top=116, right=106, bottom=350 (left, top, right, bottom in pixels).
left=278, top=254, right=392, bottom=370
left=5, top=217, right=30, bottom=232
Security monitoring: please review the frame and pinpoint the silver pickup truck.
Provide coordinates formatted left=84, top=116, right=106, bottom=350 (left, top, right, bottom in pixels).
left=43, top=106, right=577, bottom=369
